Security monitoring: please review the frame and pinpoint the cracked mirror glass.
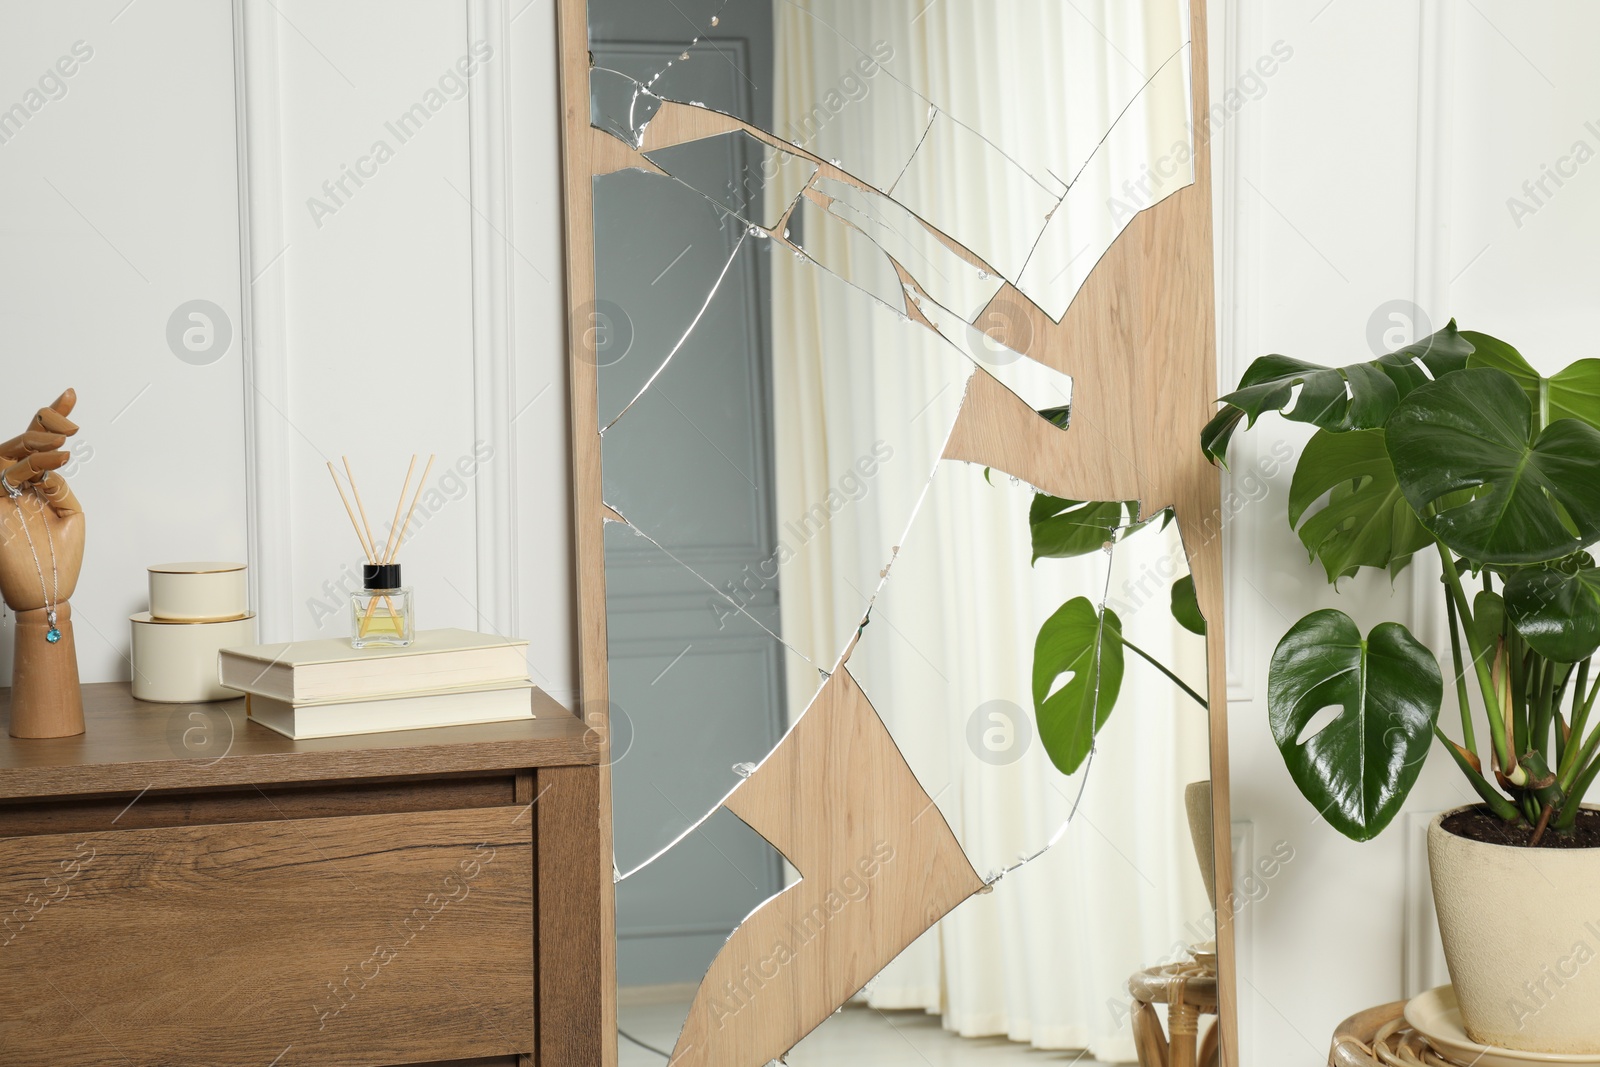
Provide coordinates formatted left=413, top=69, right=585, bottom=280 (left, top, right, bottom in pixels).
left=594, top=168, right=753, bottom=430
left=589, top=0, right=1194, bottom=302
left=590, top=0, right=1214, bottom=1062
left=815, top=177, right=1004, bottom=324
left=787, top=496, right=1212, bottom=1064
left=887, top=110, right=1063, bottom=283
left=783, top=772, right=1214, bottom=1066
left=1016, top=47, right=1197, bottom=319
left=617, top=806, right=798, bottom=1060
left=784, top=194, right=909, bottom=314
left=597, top=168, right=975, bottom=676
left=645, top=131, right=818, bottom=230
left=591, top=65, right=663, bottom=147
left=911, top=294, right=1075, bottom=414
left=844, top=463, right=1117, bottom=883
left=605, top=519, right=826, bottom=879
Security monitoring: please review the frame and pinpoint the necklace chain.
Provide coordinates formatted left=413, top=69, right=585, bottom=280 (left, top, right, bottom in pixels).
left=9, top=485, right=61, bottom=641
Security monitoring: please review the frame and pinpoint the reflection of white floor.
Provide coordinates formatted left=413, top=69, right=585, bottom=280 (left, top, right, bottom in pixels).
left=619, top=998, right=1113, bottom=1066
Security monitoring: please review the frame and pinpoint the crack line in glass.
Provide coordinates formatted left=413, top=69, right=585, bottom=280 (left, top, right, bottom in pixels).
left=614, top=0, right=1085, bottom=205
left=885, top=105, right=939, bottom=198
left=601, top=230, right=751, bottom=435
left=606, top=515, right=821, bottom=673
left=769, top=0, right=1063, bottom=201
left=990, top=526, right=1119, bottom=885
left=1014, top=41, right=1194, bottom=285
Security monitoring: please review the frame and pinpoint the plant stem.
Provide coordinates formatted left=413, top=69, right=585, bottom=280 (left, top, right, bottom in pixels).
left=1121, top=637, right=1209, bottom=710
left=1560, top=665, right=1600, bottom=785
left=1559, top=712, right=1600, bottom=796
left=1434, top=725, right=1521, bottom=821
left=1508, top=636, right=1529, bottom=759
left=1444, top=590, right=1478, bottom=757
left=1556, top=752, right=1600, bottom=831
left=1533, top=654, right=1556, bottom=757
left=1436, top=542, right=1511, bottom=772
left=1551, top=662, right=1577, bottom=768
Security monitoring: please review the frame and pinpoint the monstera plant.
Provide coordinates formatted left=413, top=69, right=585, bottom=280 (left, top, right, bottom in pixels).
left=1206, top=322, right=1600, bottom=845
left=1020, top=494, right=1208, bottom=777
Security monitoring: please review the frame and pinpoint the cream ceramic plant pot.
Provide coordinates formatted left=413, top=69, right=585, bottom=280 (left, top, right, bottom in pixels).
left=1428, top=806, right=1600, bottom=1055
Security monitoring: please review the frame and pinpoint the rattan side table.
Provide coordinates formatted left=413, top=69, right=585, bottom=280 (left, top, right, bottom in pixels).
left=1130, top=961, right=1220, bottom=1067
left=1329, top=1000, right=1466, bottom=1067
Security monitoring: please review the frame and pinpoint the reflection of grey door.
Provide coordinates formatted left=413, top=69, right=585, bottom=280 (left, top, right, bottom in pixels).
left=592, top=19, right=786, bottom=988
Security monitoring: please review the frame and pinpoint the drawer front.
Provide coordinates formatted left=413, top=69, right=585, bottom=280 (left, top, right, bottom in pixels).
left=0, top=806, right=533, bottom=1066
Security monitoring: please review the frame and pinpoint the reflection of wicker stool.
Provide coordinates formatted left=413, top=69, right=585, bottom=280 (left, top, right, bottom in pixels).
left=1129, top=961, right=1219, bottom=1067
left=1328, top=1001, right=1465, bottom=1067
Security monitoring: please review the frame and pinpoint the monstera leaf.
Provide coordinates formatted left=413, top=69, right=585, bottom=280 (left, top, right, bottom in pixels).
left=1171, top=574, right=1207, bottom=635
left=1385, top=367, right=1600, bottom=565
left=1034, top=597, right=1124, bottom=776
left=1202, top=321, right=1473, bottom=465
left=1505, top=562, right=1600, bottom=663
left=1268, top=610, right=1443, bottom=841
left=1377, top=326, right=1476, bottom=393
left=1029, top=496, right=1138, bottom=563
left=1465, top=331, right=1600, bottom=431
left=1288, top=429, right=1433, bottom=581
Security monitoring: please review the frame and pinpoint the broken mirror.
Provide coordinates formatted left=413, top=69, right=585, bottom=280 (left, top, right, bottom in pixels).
left=590, top=0, right=1196, bottom=317
left=589, top=0, right=1217, bottom=1064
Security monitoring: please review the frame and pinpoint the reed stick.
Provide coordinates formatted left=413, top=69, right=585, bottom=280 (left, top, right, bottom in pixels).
left=342, top=457, right=381, bottom=558
left=379, top=454, right=418, bottom=565
left=326, top=462, right=376, bottom=562
left=387, top=454, right=436, bottom=563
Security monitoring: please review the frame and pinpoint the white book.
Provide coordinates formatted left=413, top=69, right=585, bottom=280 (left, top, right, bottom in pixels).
left=218, top=628, right=530, bottom=704
left=247, top=683, right=536, bottom=740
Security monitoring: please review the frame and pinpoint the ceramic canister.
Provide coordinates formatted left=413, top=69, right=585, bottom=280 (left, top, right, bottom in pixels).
left=147, top=562, right=248, bottom=622
left=130, top=612, right=256, bottom=702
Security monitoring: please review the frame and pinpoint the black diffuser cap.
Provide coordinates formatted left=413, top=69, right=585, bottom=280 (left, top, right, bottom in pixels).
left=364, top=563, right=402, bottom=590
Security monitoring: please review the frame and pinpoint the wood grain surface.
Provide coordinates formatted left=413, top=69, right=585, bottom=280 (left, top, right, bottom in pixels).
left=535, top=765, right=605, bottom=1067
left=0, top=807, right=534, bottom=1066
left=0, top=775, right=518, bottom=839
left=0, top=682, right=595, bottom=800
left=554, top=0, right=621, bottom=1061
left=673, top=668, right=984, bottom=1066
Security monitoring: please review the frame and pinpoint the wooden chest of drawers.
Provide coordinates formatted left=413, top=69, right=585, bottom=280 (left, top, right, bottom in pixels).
left=0, top=684, right=607, bottom=1067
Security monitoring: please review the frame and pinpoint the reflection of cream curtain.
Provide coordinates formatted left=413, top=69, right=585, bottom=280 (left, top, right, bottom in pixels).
left=771, top=2, right=1208, bottom=1063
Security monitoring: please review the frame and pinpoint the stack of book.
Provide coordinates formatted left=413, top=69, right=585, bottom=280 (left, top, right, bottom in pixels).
left=218, top=628, right=533, bottom=739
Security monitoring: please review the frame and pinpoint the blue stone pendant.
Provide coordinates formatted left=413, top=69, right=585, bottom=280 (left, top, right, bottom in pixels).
left=45, top=628, right=61, bottom=644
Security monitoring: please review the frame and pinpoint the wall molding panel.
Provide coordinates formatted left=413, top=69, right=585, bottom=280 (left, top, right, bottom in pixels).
left=468, top=0, right=521, bottom=638
left=1404, top=0, right=1458, bottom=655
left=1216, top=0, right=1262, bottom=706
left=234, top=0, right=296, bottom=644
left=234, top=0, right=524, bottom=647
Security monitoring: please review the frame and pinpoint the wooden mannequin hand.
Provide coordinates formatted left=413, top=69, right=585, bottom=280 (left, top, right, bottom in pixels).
left=0, top=390, right=85, bottom=612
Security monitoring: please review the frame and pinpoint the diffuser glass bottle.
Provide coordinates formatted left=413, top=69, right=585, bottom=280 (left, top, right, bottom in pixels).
left=350, top=563, right=414, bottom=648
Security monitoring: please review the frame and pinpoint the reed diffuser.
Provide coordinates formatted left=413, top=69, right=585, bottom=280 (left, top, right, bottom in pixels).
left=328, top=454, right=435, bottom=648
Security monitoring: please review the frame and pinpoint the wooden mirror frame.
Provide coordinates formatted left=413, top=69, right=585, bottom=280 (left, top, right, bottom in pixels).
left=555, top=2, right=1234, bottom=1064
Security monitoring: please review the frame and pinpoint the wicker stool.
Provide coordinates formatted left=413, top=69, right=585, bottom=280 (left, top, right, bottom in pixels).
left=1129, top=960, right=1220, bottom=1067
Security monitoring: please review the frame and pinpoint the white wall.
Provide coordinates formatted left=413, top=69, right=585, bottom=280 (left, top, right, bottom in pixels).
left=0, top=0, right=574, bottom=706
left=0, top=0, right=249, bottom=685
left=1216, top=1, right=1600, bottom=1063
